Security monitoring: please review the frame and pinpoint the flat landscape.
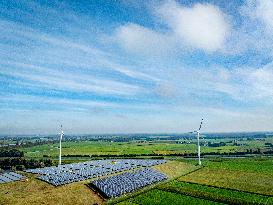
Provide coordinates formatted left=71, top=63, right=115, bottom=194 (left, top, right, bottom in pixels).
left=2, top=0, right=273, bottom=204
left=113, top=157, right=273, bottom=205
left=19, top=135, right=273, bottom=160
left=1, top=134, right=273, bottom=205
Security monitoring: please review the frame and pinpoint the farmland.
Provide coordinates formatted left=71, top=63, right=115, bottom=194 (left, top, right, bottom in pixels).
left=178, top=158, right=273, bottom=196
left=113, top=157, right=273, bottom=205
left=17, top=135, right=273, bottom=161
left=1, top=156, right=273, bottom=205
left=1, top=133, right=273, bottom=205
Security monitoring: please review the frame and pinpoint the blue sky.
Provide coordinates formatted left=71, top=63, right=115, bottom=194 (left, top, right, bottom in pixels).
left=0, top=0, right=273, bottom=134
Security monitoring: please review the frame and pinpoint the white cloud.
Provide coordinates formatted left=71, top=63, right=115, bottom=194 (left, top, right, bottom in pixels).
left=256, top=0, right=273, bottom=29
left=151, top=61, right=273, bottom=102
left=243, top=62, right=273, bottom=98
left=114, top=23, right=171, bottom=55
left=114, top=1, right=230, bottom=54
left=199, top=64, right=273, bottom=100
left=241, top=0, right=273, bottom=31
left=156, top=1, right=230, bottom=52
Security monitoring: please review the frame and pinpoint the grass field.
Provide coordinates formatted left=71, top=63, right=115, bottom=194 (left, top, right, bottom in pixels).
left=178, top=158, right=273, bottom=196
left=0, top=173, right=102, bottom=205
left=20, top=138, right=273, bottom=159
left=116, top=189, right=223, bottom=205
left=204, top=157, right=273, bottom=174
left=158, top=181, right=273, bottom=204
left=179, top=167, right=273, bottom=196
left=153, top=160, right=198, bottom=178
left=21, top=141, right=198, bottom=158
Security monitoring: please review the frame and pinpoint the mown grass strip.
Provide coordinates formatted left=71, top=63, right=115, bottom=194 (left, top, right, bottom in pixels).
left=158, top=181, right=273, bottom=205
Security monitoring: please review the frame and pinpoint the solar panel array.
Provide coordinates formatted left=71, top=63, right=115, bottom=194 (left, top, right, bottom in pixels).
left=90, top=168, right=167, bottom=198
left=0, top=172, right=24, bottom=184
left=25, top=159, right=166, bottom=186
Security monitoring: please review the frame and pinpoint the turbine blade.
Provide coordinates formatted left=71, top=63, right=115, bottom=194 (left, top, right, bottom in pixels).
left=198, top=119, right=204, bottom=131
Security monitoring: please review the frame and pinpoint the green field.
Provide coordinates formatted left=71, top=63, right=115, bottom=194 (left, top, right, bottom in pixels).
left=158, top=181, right=273, bottom=204
left=179, top=167, right=273, bottom=196
left=116, top=189, right=223, bottom=205
left=203, top=157, right=273, bottom=174
left=20, top=141, right=199, bottom=158
left=20, top=137, right=273, bottom=159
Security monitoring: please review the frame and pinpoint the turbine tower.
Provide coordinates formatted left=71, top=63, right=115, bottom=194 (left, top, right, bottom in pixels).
left=197, top=119, right=203, bottom=166
left=59, top=125, right=64, bottom=166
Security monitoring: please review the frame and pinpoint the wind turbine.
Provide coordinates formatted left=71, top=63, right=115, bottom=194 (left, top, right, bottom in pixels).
left=197, top=119, right=203, bottom=166
left=59, top=125, right=64, bottom=166
left=190, top=119, right=204, bottom=166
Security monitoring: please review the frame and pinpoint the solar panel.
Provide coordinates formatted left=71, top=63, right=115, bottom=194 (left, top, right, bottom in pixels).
left=0, top=172, right=24, bottom=184
left=2, top=173, right=18, bottom=180
left=90, top=168, right=167, bottom=198
left=26, top=159, right=166, bottom=186
left=9, top=172, right=23, bottom=179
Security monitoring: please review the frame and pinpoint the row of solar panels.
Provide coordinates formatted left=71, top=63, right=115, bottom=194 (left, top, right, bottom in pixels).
left=26, top=159, right=166, bottom=175
left=90, top=168, right=167, bottom=198
left=25, top=159, right=166, bottom=186
left=0, top=172, right=24, bottom=184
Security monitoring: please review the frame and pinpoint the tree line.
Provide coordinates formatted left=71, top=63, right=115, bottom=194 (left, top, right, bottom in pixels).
left=0, top=149, right=24, bottom=157
left=0, top=149, right=53, bottom=170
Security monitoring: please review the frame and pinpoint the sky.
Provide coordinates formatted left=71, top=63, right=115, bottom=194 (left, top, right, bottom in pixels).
left=0, top=0, right=273, bottom=134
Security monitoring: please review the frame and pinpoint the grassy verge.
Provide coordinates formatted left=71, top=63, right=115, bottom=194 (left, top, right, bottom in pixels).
left=153, top=160, right=198, bottom=179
